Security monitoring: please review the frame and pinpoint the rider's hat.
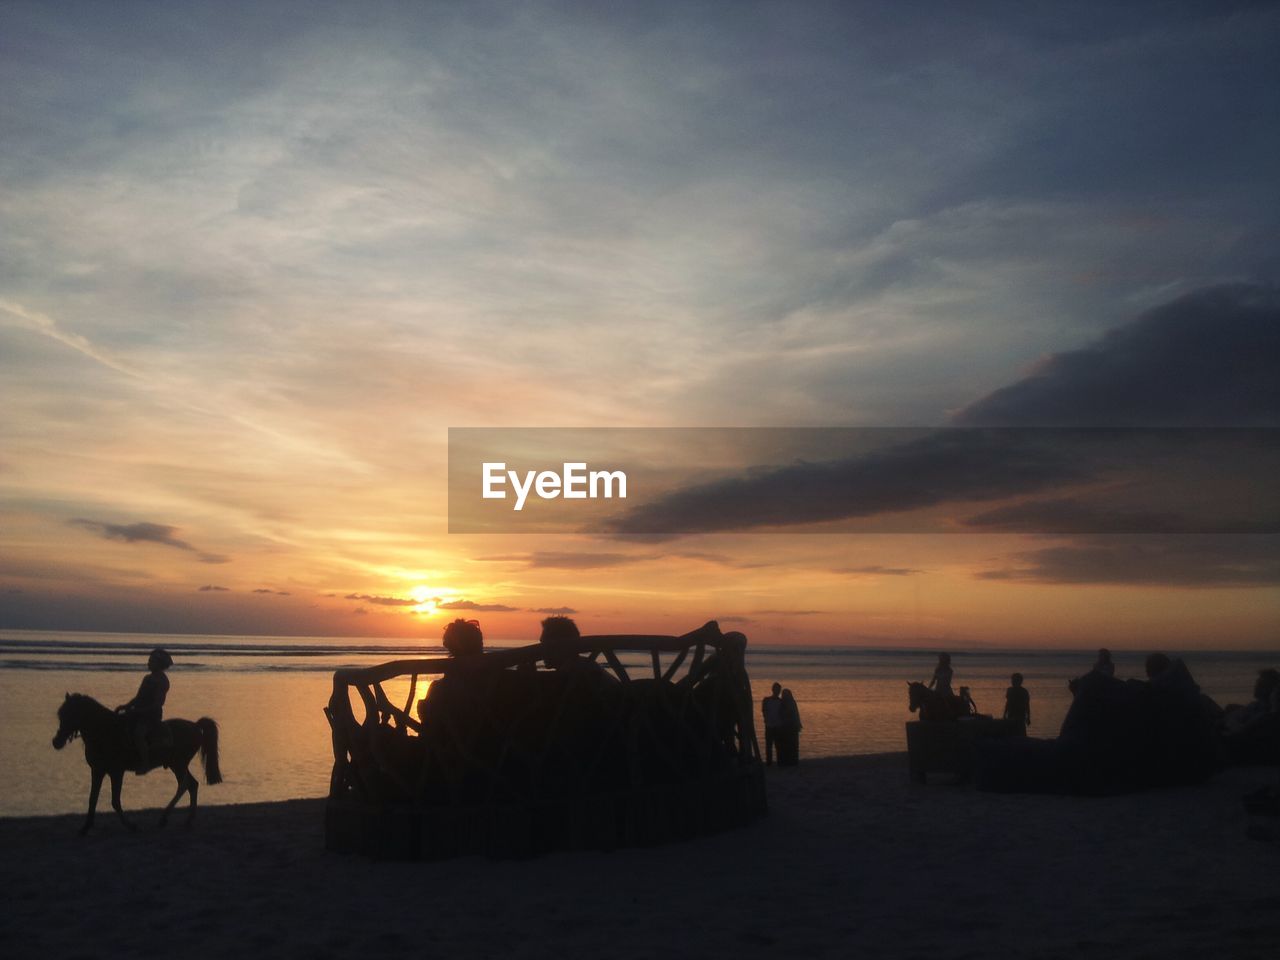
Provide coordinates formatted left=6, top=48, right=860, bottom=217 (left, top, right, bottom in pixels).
left=148, top=647, right=174, bottom=669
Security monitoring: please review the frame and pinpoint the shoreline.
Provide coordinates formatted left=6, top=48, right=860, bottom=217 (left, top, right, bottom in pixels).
left=3, top=753, right=1276, bottom=959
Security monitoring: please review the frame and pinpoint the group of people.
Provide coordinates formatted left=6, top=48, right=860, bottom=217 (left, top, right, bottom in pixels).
left=924, top=651, right=1033, bottom=730
left=760, top=683, right=803, bottom=766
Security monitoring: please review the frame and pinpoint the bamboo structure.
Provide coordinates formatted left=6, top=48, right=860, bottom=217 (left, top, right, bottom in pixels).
left=324, top=621, right=766, bottom=859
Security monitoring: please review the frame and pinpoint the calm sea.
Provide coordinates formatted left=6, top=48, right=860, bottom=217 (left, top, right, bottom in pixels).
left=2, top=630, right=1275, bottom=817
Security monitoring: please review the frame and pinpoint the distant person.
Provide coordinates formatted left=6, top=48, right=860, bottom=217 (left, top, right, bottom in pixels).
left=1225, top=668, right=1280, bottom=736
left=928, top=653, right=954, bottom=698
left=958, top=685, right=979, bottom=717
left=115, top=647, right=172, bottom=771
left=761, top=682, right=784, bottom=766
left=538, top=615, right=612, bottom=687
left=1093, top=648, right=1115, bottom=677
left=778, top=688, right=803, bottom=766
left=1004, top=672, right=1031, bottom=732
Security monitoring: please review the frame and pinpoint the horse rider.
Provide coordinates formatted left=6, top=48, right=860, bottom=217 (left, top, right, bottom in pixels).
left=116, top=647, right=172, bottom=771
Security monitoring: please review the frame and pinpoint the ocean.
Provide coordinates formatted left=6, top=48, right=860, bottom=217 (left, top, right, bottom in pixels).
left=2, top=630, right=1274, bottom=817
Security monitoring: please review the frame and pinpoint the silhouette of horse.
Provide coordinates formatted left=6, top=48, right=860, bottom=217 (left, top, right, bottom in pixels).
left=52, top=693, right=222, bottom=834
left=907, top=681, right=962, bottom=722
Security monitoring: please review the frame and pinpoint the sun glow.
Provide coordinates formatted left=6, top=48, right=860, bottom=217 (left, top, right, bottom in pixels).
left=408, top=586, right=438, bottom=615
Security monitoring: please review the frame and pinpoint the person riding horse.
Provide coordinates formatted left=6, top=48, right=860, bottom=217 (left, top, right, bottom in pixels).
left=116, top=647, right=172, bottom=772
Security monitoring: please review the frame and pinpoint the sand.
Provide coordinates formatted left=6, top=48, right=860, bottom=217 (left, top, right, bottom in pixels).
left=2, top=754, right=1277, bottom=960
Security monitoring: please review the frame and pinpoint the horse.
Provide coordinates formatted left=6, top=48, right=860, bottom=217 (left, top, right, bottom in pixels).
left=907, top=681, right=962, bottom=723
left=52, top=693, right=222, bottom=835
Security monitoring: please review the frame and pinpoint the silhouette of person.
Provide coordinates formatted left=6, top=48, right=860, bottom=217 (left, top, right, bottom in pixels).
left=1004, top=672, right=1031, bottom=732
left=1225, top=668, right=1279, bottom=735
left=761, top=682, right=784, bottom=766
left=1093, top=648, right=1115, bottom=677
left=778, top=688, right=802, bottom=766
left=928, top=653, right=954, bottom=697
left=443, top=618, right=484, bottom=658
left=958, top=685, right=979, bottom=716
left=116, top=647, right=171, bottom=772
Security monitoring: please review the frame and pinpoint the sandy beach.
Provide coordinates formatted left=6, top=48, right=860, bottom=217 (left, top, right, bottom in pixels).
left=3, top=754, right=1276, bottom=960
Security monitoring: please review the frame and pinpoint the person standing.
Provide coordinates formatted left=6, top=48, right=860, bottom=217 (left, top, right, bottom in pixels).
left=761, top=682, right=784, bottom=766
left=778, top=688, right=803, bottom=766
left=1004, top=672, right=1031, bottom=734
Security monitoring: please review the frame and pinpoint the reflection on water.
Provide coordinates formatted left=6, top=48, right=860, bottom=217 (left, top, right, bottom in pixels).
left=1, top=631, right=1274, bottom=817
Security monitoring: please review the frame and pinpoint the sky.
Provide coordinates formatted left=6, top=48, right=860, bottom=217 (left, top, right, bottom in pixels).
left=1, top=0, right=1278, bottom=648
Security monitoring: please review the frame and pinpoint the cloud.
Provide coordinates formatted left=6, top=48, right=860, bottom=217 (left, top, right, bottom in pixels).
left=962, top=497, right=1278, bottom=535
left=836, top=565, right=922, bottom=576
left=609, top=430, right=1082, bottom=534
left=976, top=535, right=1280, bottom=586
left=952, top=284, right=1280, bottom=427
left=524, top=552, right=641, bottom=569
left=529, top=606, right=579, bottom=615
left=751, top=609, right=826, bottom=616
left=69, top=518, right=229, bottom=563
left=252, top=588, right=291, bottom=595
left=198, top=584, right=229, bottom=592
left=344, top=593, right=417, bottom=607
left=435, top=599, right=520, bottom=613
left=607, top=285, right=1280, bottom=535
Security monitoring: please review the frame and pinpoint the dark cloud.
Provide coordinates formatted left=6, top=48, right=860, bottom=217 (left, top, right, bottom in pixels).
left=529, top=606, right=579, bottom=615
left=963, top=497, right=1279, bottom=535
left=837, top=565, right=923, bottom=576
left=976, top=535, right=1280, bottom=586
left=608, top=285, right=1280, bottom=535
left=344, top=593, right=416, bottom=607
left=436, top=599, right=520, bottom=613
left=953, top=285, right=1280, bottom=427
left=752, top=609, right=826, bottom=616
left=718, top=615, right=755, bottom=624
left=525, top=552, right=640, bottom=569
left=252, top=588, right=291, bottom=595
left=69, top=518, right=229, bottom=563
left=609, top=430, right=1082, bottom=534
left=198, top=584, right=229, bottom=592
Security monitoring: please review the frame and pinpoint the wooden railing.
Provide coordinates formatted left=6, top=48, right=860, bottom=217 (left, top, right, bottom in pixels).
left=324, top=621, right=766, bottom=858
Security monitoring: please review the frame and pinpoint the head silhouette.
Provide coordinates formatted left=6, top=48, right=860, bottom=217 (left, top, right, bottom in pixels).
left=148, top=648, right=173, bottom=671
left=771, top=682, right=782, bottom=696
left=1097, top=648, right=1112, bottom=662
left=538, top=616, right=580, bottom=665
left=443, top=619, right=483, bottom=658
left=1255, top=667, right=1280, bottom=701
left=937, top=653, right=951, bottom=667
left=1144, top=652, right=1171, bottom=679
left=1011, top=672, right=1023, bottom=686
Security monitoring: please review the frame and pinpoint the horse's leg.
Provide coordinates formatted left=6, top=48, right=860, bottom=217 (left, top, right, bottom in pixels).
left=108, top=769, right=136, bottom=833
left=159, top=765, right=189, bottom=828
left=80, top=768, right=105, bottom=836
left=186, top=769, right=199, bottom=827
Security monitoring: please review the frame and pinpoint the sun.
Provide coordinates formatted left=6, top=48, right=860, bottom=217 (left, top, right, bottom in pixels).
left=408, top=586, right=438, bottom=615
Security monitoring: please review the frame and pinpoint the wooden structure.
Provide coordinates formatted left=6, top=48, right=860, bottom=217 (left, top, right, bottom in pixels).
left=906, top=717, right=1022, bottom=784
left=324, top=621, right=766, bottom=859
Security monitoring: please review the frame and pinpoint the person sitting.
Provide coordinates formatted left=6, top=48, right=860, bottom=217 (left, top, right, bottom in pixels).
left=442, top=617, right=484, bottom=658
left=116, top=648, right=172, bottom=772
left=928, top=653, right=954, bottom=698
left=957, top=685, right=979, bottom=717
left=1093, top=648, right=1115, bottom=677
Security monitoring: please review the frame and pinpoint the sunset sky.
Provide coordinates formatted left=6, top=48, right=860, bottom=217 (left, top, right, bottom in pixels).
left=2, top=1, right=1277, bottom=648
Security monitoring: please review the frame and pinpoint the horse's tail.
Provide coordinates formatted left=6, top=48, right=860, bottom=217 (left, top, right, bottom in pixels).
left=196, top=718, right=223, bottom=785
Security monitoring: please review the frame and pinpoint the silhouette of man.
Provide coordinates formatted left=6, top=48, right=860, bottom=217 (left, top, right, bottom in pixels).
left=116, top=647, right=171, bottom=772
left=762, top=682, right=783, bottom=766
left=1004, top=672, right=1031, bottom=732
